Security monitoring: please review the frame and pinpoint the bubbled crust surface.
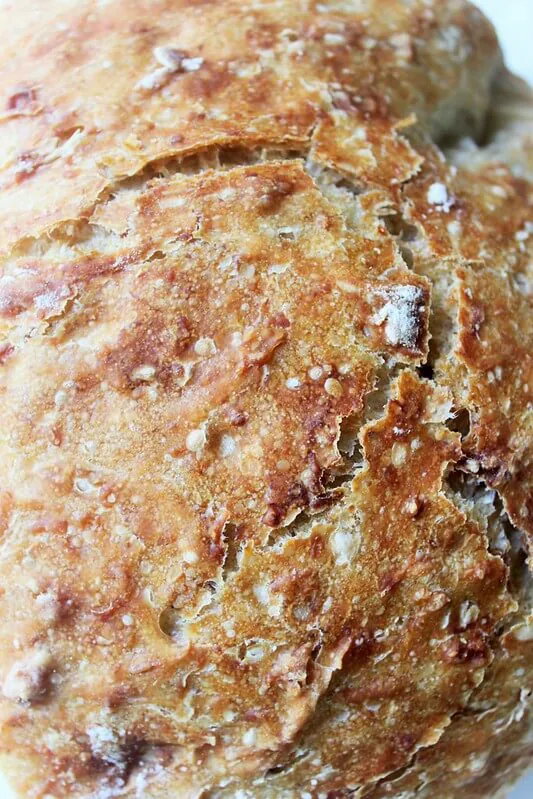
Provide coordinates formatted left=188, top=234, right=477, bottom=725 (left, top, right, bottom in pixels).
left=0, top=1, right=531, bottom=798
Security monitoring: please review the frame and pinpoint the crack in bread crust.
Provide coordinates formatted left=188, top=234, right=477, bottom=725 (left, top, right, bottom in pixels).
left=0, top=1, right=531, bottom=798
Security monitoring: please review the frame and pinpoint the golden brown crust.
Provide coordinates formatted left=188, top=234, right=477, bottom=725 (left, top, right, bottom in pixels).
left=365, top=622, right=533, bottom=799
left=0, top=0, right=498, bottom=252
left=399, top=137, right=533, bottom=543
left=0, top=1, right=531, bottom=798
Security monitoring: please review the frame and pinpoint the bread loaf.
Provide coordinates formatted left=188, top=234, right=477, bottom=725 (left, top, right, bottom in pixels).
left=0, top=2, right=531, bottom=797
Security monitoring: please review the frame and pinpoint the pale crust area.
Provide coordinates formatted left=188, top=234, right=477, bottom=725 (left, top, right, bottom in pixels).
left=0, top=2, right=531, bottom=798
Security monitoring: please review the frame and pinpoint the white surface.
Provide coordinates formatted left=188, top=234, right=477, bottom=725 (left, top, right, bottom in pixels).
left=476, top=0, right=533, bottom=84
left=0, top=2, right=531, bottom=798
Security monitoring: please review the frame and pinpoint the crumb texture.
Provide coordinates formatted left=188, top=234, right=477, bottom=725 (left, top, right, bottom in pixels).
left=0, top=1, right=531, bottom=798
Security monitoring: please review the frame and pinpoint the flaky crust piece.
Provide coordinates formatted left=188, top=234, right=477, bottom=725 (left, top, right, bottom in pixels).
left=0, top=2, right=531, bottom=798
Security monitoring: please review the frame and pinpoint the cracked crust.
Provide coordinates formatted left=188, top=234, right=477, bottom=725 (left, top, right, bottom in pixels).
left=0, top=0, right=498, bottom=252
left=0, top=2, right=531, bottom=798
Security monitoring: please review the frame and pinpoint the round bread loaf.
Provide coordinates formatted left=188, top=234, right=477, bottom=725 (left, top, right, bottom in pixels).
left=0, top=2, right=532, bottom=798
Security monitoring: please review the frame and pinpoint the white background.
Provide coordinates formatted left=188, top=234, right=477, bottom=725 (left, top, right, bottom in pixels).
left=477, top=0, right=533, bottom=83
left=0, top=1, right=531, bottom=798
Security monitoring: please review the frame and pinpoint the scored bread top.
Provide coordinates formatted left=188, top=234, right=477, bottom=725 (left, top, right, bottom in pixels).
left=0, top=0, right=498, bottom=249
left=0, top=1, right=531, bottom=798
